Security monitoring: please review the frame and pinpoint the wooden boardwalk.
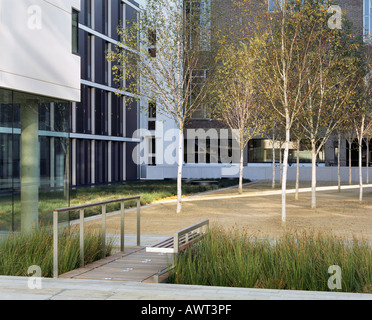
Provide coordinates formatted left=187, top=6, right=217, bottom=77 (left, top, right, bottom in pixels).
left=59, top=247, right=173, bottom=283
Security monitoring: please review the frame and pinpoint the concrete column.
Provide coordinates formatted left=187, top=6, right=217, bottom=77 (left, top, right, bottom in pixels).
left=21, top=100, right=39, bottom=234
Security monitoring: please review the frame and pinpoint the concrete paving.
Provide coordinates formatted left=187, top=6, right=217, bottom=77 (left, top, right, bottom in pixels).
left=0, top=276, right=371, bottom=300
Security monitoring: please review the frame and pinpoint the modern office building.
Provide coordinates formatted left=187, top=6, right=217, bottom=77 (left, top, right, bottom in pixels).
left=0, top=0, right=370, bottom=233
left=0, top=0, right=81, bottom=232
left=140, top=0, right=371, bottom=182
left=0, top=0, right=144, bottom=233
left=70, top=0, right=141, bottom=188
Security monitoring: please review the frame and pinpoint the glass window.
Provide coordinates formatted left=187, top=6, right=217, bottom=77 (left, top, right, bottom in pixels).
left=0, top=88, right=70, bottom=232
left=72, top=9, right=79, bottom=54
left=148, top=102, right=157, bottom=119
left=148, top=29, right=157, bottom=58
left=248, top=139, right=325, bottom=164
left=126, top=5, right=139, bottom=50
left=364, top=0, right=371, bottom=40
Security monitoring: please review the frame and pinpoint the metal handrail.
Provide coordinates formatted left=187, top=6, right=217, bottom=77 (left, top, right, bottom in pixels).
left=53, top=196, right=141, bottom=279
left=174, top=219, right=209, bottom=254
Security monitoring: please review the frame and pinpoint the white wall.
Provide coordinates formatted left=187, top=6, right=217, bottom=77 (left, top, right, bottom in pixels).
left=0, top=0, right=81, bottom=101
left=142, top=164, right=372, bottom=184
left=244, top=165, right=372, bottom=184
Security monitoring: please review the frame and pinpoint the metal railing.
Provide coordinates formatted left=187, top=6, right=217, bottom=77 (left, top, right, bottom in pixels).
left=173, top=219, right=209, bottom=254
left=53, top=196, right=141, bottom=279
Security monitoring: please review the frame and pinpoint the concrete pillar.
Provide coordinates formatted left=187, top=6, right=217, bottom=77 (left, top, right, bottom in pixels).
left=21, top=100, right=39, bottom=234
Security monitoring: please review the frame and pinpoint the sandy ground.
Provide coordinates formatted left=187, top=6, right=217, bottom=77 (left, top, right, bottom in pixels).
left=84, top=181, right=372, bottom=242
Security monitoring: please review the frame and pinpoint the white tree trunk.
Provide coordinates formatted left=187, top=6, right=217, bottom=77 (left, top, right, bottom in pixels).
left=359, top=137, right=363, bottom=203
left=279, top=143, right=283, bottom=186
left=366, top=137, right=369, bottom=184
left=295, top=139, right=300, bottom=200
left=281, top=126, right=290, bottom=227
left=239, top=148, right=244, bottom=194
left=349, top=140, right=352, bottom=185
left=177, top=128, right=184, bottom=214
left=272, top=133, right=276, bottom=189
left=311, top=139, right=317, bottom=209
left=338, top=132, right=341, bottom=192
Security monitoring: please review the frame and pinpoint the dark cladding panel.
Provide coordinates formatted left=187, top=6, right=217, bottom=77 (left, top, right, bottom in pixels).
left=126, top=142, right=138, bottom=181
left=76, top=139, right=91, bottom=186
left=111, top=141, right=124, bottom=182
left=125, top=99, right=138, bottom=139
left=94, top=0, right=104, bottom=34
left=111, top=0, right=121, bottom=41
left=76, top=85, right=91, bottom=134
left=79, top=30, right=88, bottom=80
left=94, top=37, right=104, bottom=85
left=95, top=140, right=108, bottom=184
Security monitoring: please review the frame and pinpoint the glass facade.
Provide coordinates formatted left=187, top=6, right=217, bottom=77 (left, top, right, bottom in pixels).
left=0, top=88, right=70, bottom=233
left=248, top=139, right=325, bottom=164
left=72, top=0, right=140, bottom=187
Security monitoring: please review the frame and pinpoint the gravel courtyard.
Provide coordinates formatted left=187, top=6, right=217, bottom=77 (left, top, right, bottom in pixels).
left=85, top=181, right=372, bottom=242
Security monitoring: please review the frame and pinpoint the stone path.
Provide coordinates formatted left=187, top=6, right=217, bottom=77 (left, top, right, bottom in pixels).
left=0, top=276, right=371, bottom=300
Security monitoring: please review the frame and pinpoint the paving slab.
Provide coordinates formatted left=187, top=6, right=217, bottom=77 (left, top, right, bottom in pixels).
left=0, top=276, right=371, bottom=301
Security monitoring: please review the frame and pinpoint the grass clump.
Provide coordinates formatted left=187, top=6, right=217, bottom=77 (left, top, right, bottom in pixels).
left=169, top=228, right=372, bottom=293
left=0, top=227, right=113, bottom=278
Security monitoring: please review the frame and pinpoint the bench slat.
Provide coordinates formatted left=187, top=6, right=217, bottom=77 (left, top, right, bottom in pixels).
left=151, top=237, right=174, bottom=248
left=145, top=220, right=209, bottom=254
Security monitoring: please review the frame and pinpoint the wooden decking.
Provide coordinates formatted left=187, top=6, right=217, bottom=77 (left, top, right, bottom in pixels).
left=59, top=247, right=173, bottom=283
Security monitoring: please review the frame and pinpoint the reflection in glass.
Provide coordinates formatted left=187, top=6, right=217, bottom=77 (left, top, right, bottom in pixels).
left=0, top=88, right=70, bottom=233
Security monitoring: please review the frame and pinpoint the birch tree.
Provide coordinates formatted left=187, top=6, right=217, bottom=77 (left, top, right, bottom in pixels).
left=249, top=0, right=323, bottom=225
left=209, top=43, right=265, bottom=194
left=108, top=0, right=214, bottom=214
left=352, top=76, right=372, bottom=202
left=297, top=9, right=363, bottom=209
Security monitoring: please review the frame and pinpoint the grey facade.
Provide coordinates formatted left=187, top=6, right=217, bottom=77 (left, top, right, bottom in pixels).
left=70, top=0, right=141, bottom=187
left=183, top=0, right=370, bottom=168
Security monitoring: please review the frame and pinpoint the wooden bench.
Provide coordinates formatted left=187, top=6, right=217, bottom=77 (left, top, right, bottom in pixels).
left=146, top=220, right=209, bottom=261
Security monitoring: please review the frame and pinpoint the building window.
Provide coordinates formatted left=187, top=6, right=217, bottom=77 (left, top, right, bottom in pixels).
left=364, top=0, right=372, bottom=41
left=268, top=0, right=284, bottom=12
left=148, top=137, right=156, bottom=166
left=148, top=29, right=157, bottom=58
left=72, top=10, right=79, bottom=54
left=185, top=0, right=211, bottom=51
left=248, top=139, right=325, bottom=164
left=148, top=102, right=156, bottom=131
left=148, top=102, right=157, bottom=119
left=190, top=69, right=208, bottom=119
